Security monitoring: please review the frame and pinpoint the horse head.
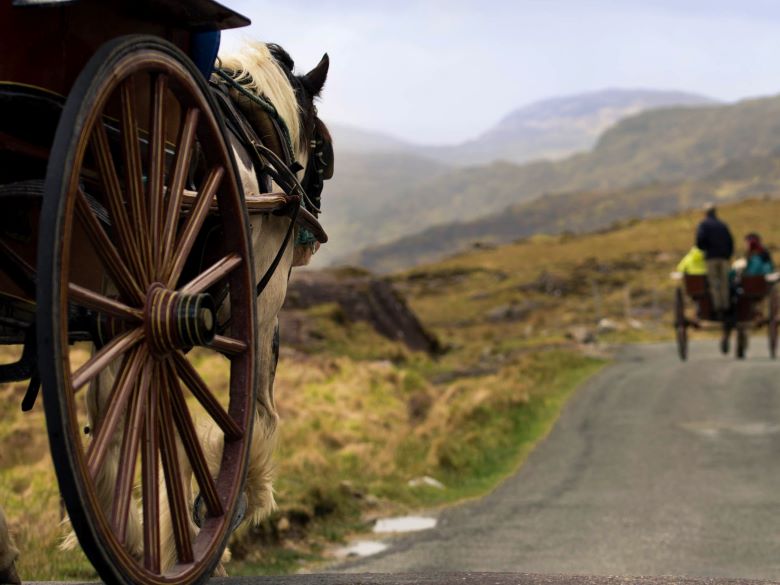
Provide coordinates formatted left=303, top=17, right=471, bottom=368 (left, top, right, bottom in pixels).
left=266, top=44, right=333, bottom=265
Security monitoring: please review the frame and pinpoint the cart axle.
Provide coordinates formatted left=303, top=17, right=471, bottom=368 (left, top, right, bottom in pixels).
left=144, top=283, right=216, bottom=354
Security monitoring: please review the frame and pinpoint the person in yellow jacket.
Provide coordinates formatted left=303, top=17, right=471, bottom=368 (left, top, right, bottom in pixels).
left=677, top=246, right=707, bottom=275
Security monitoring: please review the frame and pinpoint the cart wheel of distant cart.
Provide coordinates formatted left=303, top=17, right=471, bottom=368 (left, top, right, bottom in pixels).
left=737, top=326, right=748, bottom=359
left=37, top=36, right=257, bottom=585
left=675, top=287, right=688, bottom=361
left=769, top=287, right=778, bottom=359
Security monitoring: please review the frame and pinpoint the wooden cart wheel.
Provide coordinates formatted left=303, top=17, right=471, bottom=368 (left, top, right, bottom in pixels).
left=769, top=287, right=778, bottom=359
left=674, top=287, right=688, bottom=361
left=37, top=36, right=256, bottom=585
left=736, top=327, right=748, bottom=359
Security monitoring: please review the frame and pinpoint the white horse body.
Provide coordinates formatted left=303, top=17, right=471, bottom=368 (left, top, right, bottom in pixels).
left=0, top=41, right=327, bottom=582
left=142, top=41, right=322, bottom=572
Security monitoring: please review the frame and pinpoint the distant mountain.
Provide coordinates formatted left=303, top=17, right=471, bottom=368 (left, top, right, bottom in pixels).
left=329, top=89, right=716, bottom=164
left=422, top=89, right=715, bottom=165
left=329, top=93, right=780, bottom=271
left=328, top=123, right=414, bottom=153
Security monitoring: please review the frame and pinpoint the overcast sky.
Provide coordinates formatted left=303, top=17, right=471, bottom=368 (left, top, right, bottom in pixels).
left=221, top=0, right=780, bottom=145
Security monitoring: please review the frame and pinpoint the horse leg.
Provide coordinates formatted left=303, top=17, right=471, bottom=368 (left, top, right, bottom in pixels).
left=0, top=504, right=20, bottom=585
left=241, top=214, right=298, bottom=526
left=61, top=366, right=143, bottom=561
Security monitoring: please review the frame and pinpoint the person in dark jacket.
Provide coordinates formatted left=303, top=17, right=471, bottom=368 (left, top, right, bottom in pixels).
left=695, top=203, right=734, bottom=316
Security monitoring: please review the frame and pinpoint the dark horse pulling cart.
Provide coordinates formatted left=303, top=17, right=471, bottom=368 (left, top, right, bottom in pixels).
left=0, top=1, right=297, bottom=583
left=673, top=273, right=779, bottom=360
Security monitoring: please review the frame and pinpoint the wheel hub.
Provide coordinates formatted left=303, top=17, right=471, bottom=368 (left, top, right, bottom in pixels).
left=144, top=283, right=216, bottom=354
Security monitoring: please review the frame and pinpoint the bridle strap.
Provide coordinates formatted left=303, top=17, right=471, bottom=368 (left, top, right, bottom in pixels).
left=255, top=199, right=300, bottom=297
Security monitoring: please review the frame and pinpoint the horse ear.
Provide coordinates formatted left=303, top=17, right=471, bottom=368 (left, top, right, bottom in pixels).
left=304, top=53, right=329, bottom=96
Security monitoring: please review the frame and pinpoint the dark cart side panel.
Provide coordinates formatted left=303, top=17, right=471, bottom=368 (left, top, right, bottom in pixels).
left=0, top=0, right=249, bottom=96
left=684, top=273, right=769, bottom=323
left=0, top=0, right=250, bottom=387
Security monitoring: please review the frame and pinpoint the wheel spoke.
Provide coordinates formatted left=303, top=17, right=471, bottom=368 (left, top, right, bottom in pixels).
left=179, top=253, right=242, bottom=295
left=92, top=118, right=147, bottom=285
left=163, top=360, right=224, bottom=519
left=85, top=345, right=147, bottom=478
left=68, top=283, right=142, bottom=322
left=75, top=188, right=144, bottom=304
left=119, top=78, right=151, bottom=281
left=161, top=108, right=199, bottom=274
left=110, top=355, right=153, bottom=542
left=71, top=327, right=144, bottom=392
left=148, top=74, right=167, bottom=276
left=165, top=166, right=224, bottom=288
left=159, top=366, right=195, bottom=564
left=208, top=335, right=247, bottom=357
left=142, top=364, right=161, bottom=573
left=171, top=351, right=242, bottom=441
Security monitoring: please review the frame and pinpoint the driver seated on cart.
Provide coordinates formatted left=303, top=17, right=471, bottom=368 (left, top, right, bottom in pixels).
left=696, top=203, right=734, bottom=319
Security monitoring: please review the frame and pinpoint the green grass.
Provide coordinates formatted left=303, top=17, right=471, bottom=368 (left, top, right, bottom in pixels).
left=374, top=350, right=605, bottom=508
left=1, top=464, right=96, bottom=581
left=230, top=548, right=322, bottom=576
left=423, top=351, right=604, bottom=503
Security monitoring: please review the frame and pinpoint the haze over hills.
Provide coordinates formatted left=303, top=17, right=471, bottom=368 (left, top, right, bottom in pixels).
left=314, top=151, right=450, bottom=266
left=348, top=150, right=780, bottom=272
left=330, top=89, right=715, bottom=163
left=418, top=88, right=716, bottom=165
left=316, top=88, right=719, bottom=266
left=329, top=124, right=415, bottom=154
left=324, top=92, right=780, bottom=271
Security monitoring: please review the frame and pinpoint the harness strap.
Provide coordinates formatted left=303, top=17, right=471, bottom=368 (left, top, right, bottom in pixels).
left=210, top=86, right=270, bottom=189
left=255, top=200, right=300, bottom=297
left=251, top=141, right=321, bottom=214
left=215, top=68, right=298, bottom=169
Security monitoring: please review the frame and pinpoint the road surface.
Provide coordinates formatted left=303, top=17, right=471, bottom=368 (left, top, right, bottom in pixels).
left=334, top=341, right=780, bottom=580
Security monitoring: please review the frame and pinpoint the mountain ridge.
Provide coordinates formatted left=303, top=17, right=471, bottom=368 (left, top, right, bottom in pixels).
left=324, top=92, right=780, bottom=271
left=330, top=88, right=716, bottom=164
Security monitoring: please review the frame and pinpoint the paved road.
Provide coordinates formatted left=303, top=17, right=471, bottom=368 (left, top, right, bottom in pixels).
left=334, top=341, right=780, bottom=580
left=27, top=573, right=777, bottom=585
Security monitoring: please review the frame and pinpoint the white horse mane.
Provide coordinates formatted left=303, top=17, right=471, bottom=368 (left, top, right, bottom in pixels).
left=218, top=42, right=304, bottom=162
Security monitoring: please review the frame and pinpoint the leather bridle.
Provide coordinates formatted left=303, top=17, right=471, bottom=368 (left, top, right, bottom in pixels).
left=209, top=72, right=331, bottom=298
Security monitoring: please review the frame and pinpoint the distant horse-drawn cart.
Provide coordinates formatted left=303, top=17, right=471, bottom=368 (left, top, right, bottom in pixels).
left=673, top=272, right=779, bottom=360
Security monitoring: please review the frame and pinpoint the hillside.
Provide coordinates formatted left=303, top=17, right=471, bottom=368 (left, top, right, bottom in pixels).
left=346, top=151, right=780, bottom=272
left=329, top=94, right=780, bottom=270
left=4, top=198, right=780, bottom=579
left=313, top=151, right=450, bottom=266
